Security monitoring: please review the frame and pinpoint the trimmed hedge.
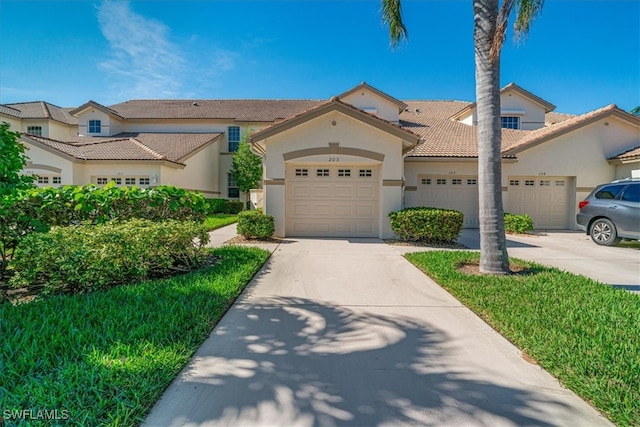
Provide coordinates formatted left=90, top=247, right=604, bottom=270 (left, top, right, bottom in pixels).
left=206, top=198, right=228, bottom=214
left=388, top=207, right=463, bottom=242
left=237, top=210, right=275, bottom=239
left=10, top=219, right=210, bottom=294
left=504, top=212, right=534, bottom=234
left=223, top=200, right=244, bottom=214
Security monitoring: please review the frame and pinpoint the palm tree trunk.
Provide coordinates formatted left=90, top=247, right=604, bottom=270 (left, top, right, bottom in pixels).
left=474, top=0, right=510, bottom=273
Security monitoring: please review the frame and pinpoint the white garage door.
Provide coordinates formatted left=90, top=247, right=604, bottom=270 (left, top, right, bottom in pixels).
left=417, top=175, right=479, bottom=228
left=286, top=165, right=379, bottom=237
left=507, top=176, right=570, bottom=229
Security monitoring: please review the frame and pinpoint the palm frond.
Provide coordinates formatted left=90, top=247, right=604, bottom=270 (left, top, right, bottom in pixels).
left=381, top=0, right=408, bottom=48
left=490, top=0, right=543, bottom=61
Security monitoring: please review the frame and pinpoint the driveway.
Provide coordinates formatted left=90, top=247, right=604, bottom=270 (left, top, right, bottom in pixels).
left=143, top=237, right=611, bottom=426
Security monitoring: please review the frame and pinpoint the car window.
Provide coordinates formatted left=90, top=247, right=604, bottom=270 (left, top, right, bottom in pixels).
left=620, top=184, right=640, bottom=202
left=594, top=184, right=627, bottom=200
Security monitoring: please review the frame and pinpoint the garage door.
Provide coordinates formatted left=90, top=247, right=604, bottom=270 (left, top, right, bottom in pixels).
left=417, top=175, right=479, bottom=228
left=507, top=176, right=570, bottom=229
left=286, top=165, right=379, bottom=237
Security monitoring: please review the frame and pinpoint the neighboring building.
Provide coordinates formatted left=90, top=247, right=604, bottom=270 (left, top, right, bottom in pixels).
left=3, top=82, right=639, bottom=238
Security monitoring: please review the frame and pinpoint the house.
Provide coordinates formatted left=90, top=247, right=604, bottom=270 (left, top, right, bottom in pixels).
left=2, top=82, right=638, bottom=238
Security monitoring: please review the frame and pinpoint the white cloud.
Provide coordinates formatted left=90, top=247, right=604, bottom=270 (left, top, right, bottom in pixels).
left=96, top=0, right=245, bottom=101
left=97, top=0, right=188, bottom=100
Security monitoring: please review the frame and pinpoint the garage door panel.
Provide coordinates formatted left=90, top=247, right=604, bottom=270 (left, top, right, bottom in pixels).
left=507, top=176, right=570, bottom=229
left=286, top=165, right=379, bottom=237
left=418, top=175, right=479, bottom=228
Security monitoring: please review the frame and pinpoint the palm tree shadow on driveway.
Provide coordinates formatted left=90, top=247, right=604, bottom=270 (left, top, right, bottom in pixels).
left=148, top=296, right=578, bottom=426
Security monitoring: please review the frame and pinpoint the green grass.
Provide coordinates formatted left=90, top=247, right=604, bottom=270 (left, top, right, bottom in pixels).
left=203, top=214, right=238, bottom=231
left=0, top=246, right=269, bottom=426
left=405, top=250, right=640, bottom=426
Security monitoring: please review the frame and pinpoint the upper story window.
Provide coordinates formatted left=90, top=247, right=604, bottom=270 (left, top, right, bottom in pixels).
left=88, top=120, right=101, bottom=133
left=228, top=126, right=240, bottom=152
left=501, top=116, right=520, bottom=129
left=27, top=126, right=42, bottom=136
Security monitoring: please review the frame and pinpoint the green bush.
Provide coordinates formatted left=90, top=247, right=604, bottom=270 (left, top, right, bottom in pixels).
left=388, top=207, right=463, bottom=242
left=237, top=210, right=275, bottom=239
left=223, top=200, right=244, bottom=214
left=206, top=198, right=227, bottom=214
left=19, top=183, right=208, bottom=226
left=10, top=219, right=210, bottom=294
left=504, top=212, right=534, bottom=234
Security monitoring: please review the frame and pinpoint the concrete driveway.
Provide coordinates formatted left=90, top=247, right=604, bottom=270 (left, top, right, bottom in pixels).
left=143, top=236, right=612, bottom=426
left=404, top=230, right=638, bottom=293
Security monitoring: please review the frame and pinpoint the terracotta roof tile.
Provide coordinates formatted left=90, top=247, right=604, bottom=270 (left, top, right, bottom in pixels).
left=4, top=101, right=78, bottom=125
left=0, top=104, right=22, bottom=118
left=609, top=145, right=640, bottom=161
left=23, top=132, right=222, bottom=164
left=107, top=99, right=322, bottom=122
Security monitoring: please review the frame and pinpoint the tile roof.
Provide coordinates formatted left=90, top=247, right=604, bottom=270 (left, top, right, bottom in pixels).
left=545, top=111, right=576, bottom=125
left=107, top=99, right=323, bottom=122
left=0, top=104, right=22, bottom=118
left=400, top=101, right=528, bottom=158
left=609, top=145, right=640, bottom=161
left=3, top=101, right=78, bottom=125
left=23, top=132, right=222, bottom=164
left=502, top=104, right=639, bottom=155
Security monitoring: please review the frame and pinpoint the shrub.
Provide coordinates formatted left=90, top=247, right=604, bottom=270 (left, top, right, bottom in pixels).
left=10, top=219, right=210, bottom=294
left=19, top=183, right=208, bottom=226
left=206, top=198, right=227, bottom=214
left=388, top=207, right=463, bottom=242
left=237, top=210, right=275, bottom=239
left=504, top=212, right=534, bottom=234
left=223, top=200, right=244, bottom=214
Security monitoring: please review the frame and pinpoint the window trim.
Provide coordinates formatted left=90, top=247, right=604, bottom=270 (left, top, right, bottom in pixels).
left=88, top=120, right=101, bottom=134
left=500, top=116, right=521, bottom=130
left=228, top=126, right=241, bottom=152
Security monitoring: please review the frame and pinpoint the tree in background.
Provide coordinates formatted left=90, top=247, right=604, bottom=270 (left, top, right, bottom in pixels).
left=0, top=121, right=35, bottom=196
left=631, top=106, right=640, bottom=117
left=230, top=130, right=263, bottom=210
left=381, top=0, right=543, bottom=274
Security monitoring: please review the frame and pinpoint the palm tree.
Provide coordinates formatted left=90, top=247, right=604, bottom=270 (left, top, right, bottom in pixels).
left=382, top=0, right=543, bottom=274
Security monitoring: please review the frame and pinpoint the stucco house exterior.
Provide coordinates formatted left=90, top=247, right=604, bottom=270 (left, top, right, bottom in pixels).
left=2, top=82, right=639, bottom=238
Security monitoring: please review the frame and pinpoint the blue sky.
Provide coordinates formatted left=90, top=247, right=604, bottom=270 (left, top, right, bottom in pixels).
left=1, top=0, right=638, bottom=115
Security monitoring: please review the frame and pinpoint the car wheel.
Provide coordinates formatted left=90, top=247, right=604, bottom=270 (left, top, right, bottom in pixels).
left=590, top=218, right=622, bottom=246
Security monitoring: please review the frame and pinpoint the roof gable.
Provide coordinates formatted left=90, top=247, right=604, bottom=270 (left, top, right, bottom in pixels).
left=338, top=81, right=408, bottom=113
left=70, top=100, right=125, bottom=120
left=249, top=97, right=420, bottom=149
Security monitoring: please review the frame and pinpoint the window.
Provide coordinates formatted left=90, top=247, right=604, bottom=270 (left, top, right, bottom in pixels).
left=467, top=178, right=477, bottom=185
left=228, top=173, right=239, bottom=198
left=295, top=168, right=308, bottom=177
left=97, top=177, right=108, bottom=185
left=52, top=176, right=61, bottom=184
left=37, top=176, right=49, bottom=184
left=139, top=177, right=150, bottom=186
left=621, top=184, right=640, bottom=202
left=595, top=184, right=626, bottom=200
left=436, top=178, right=447, bottom=185
left=228, top=126, right=240, bottom=152
left=316, top=169, right=330, bottom=177
left=509, top=180, right=520, bottom=186
left=501, top=116, right=520, bottom=129
left=88, top=120, right=101, bottom=133
left=421, top=178, right=431, bottom=185
left=111, top=178, right=122, bottom=185
left=540, top=180, right=551, bottom=187
left=555, top=180, right=565, bottom=186
left=125, top=178, right=136, bottom=185
left=525, top=180, right=535, bottom=186
left=27, top=126, right=42, bottom=136
left=452, top=179, right=462, bottom=185
left=338, top=169, right=351, bottom=177
left=359, top=169, right=372, bottom=177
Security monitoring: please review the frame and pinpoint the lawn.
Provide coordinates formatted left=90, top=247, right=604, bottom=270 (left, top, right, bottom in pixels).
left=0, top=246, right=269, bottom=426
left=204, top=214, right=238, bottom=231
left=406, top=250, right=640, bottom=427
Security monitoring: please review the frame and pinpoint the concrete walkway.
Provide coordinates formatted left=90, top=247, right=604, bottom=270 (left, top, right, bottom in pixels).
left=143, top=230, right=612, bottom=426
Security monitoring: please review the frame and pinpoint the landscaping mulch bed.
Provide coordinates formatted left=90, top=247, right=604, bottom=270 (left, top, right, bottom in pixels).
left=384, top=239, right=468, bottom=249
left=225, top=235, right=285, bottom=245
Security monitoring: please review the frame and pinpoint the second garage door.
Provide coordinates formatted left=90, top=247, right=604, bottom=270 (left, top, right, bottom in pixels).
left=507, top=176, right=570, bottom=229
left=417, top=175, right=480, bottom=228
left=286, top=165, right=379, bottom=237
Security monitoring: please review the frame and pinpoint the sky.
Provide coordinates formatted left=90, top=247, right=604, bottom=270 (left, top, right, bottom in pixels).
left=0, top=0, right=638, bottom=115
